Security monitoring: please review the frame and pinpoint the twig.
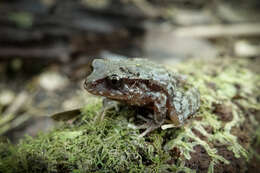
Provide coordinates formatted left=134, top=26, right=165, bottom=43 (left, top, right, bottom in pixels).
left=0, top=46, right=70, bottom=62
left=3, top=91, right=28, bottom=117
left=0, top=91, right=29, bottom=128
left=174, top=23, right=260, bottom=38
left=0, top=113, right=31, bottom=135
left=131, top=0, right=160, bottom=18
left=161, top=124, right=177, bottom=130
left=234, top=40, right=260, bottom=57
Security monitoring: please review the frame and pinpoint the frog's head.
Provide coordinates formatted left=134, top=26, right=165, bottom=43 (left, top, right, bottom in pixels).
left=84, top=58, right=141, bottom=101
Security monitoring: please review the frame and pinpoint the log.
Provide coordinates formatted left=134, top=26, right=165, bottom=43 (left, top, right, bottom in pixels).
left=0, top=58, right=259, bottom=173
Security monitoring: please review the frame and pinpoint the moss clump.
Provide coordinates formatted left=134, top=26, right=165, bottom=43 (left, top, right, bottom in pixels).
left=0, top=102, right=180, bottom=172
left=0, top=58, right=259, bottom=173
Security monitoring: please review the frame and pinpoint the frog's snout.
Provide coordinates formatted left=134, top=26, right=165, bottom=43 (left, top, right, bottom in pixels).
left=83, top=80, right=90, bottom=91
left=83, top=80, right=89, bottom=90
left=83, top=79, right=95, bottom=91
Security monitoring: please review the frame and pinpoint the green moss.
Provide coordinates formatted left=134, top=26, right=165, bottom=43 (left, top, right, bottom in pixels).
left=0, top=58, right=259, bottom=173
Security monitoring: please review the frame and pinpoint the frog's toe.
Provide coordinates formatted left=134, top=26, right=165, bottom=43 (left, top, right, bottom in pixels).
left=136, top=121, right=152, bottom=129
left=136, top=114, right=152, bottom=123
left=138, top=123, right=161, bottom=138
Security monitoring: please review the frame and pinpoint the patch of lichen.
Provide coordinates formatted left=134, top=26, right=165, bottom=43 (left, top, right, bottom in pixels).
left=0, top=58, right=259, bottom=173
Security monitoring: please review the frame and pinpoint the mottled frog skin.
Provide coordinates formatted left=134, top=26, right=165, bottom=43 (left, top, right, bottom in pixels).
left=84, top=58, right=200, bottom=134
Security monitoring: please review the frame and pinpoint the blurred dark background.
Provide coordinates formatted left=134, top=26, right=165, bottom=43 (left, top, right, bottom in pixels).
left=0, top=0, right=260, bottom=143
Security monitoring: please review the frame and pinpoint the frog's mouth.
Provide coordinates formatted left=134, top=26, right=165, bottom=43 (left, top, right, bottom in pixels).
left=84, top=78, right=118, bottom=94
left=84, top=78, right=132, bottom=101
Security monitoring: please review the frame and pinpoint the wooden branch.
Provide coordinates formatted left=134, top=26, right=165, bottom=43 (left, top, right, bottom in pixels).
left=0, top=46, right=71, bottom=62
left=174, top=23, right=260, bottom=38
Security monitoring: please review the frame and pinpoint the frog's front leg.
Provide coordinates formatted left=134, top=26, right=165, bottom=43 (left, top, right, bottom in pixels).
left=138, top=93, right=168, bottom=137
left=95, top=98, right=120, bottom=122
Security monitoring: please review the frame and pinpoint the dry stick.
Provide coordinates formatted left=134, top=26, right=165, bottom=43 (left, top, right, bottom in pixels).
left=173, top=23, right=260, bottom=38
left=3, top=91, right=28, bottom=116
left=234, top=41, right=260, bottom=57
left=131, top=0, right=160, bottom=18
left=0, top=46, right=70, bottom=61
left=0, top=92, right=28, bottom=127
left=0, top=91, right=39, bottom=134
left=0, top=113, right=31, bottom=135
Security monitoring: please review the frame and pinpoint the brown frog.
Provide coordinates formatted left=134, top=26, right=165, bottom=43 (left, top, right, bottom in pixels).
left=84, top=58, right=200, bottom=137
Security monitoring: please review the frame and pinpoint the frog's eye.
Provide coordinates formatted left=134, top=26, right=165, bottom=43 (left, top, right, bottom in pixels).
left=107, top=75, right=122, bottom=89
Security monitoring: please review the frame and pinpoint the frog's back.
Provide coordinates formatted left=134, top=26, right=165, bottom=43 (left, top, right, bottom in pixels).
left=108, top=58, right=177, bottom=84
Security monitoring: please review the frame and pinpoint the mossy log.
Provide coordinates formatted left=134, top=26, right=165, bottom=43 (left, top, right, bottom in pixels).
left=0, top=58, right=259, bottom=173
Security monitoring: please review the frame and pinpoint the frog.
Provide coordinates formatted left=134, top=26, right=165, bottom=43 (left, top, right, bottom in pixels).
left=84, top=58, right=200, bottom=137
